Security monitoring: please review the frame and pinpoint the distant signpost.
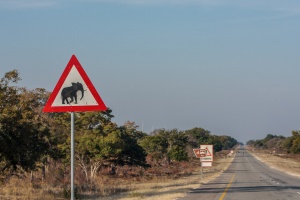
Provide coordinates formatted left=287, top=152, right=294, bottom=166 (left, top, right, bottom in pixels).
left=193, top=144, right=214, bottom=180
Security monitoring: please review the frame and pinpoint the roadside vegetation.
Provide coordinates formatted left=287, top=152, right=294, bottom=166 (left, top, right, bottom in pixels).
left=249, top=149, right=300, bottom=178
left=0, top=70, right=239, bottom=199
left=247, top=131, right=300, bottom=154
left=247, top=131, right=300, bottom=179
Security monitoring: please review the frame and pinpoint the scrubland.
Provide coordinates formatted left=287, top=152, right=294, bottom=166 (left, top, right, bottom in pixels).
left=1, top=149, right=298, bottom=200
left=0, top=151, right=234, bottom=200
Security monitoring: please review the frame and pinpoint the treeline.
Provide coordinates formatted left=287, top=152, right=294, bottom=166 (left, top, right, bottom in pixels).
left=246, top=131, right=300, bottom=153
left=0, top=70, right=238, bottom=183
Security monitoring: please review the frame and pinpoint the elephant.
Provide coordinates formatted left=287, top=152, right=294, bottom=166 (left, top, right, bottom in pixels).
left=61, top=82, right=84, bottom=104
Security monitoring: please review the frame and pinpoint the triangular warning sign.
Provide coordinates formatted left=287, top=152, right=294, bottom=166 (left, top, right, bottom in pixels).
left=205, top=147, right=212, bottom=156
left=43, top=55, right=107, bottom=112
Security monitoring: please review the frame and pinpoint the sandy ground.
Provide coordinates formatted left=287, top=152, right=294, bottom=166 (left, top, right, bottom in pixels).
left=250, top=150, right=300, bottom=178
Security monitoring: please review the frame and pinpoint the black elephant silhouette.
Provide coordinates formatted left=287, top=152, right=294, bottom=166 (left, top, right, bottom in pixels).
left=61, top=82, right=84, bottom=104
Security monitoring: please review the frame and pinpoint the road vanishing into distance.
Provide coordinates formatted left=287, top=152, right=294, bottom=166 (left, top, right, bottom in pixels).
left=178, top=150, right=300, bottom=200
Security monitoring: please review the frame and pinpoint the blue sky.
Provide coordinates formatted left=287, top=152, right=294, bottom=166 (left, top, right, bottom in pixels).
left=1, top=0, right=300, bottom=143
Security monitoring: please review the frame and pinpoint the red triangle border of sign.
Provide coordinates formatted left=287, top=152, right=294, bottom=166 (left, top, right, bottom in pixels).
left=43, top=55, right=107, bottom=112
left=205, top=147, right=212, bottom=156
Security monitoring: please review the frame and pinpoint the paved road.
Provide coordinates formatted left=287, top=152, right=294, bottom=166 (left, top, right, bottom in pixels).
left=178, top=150, right=300, bottom=200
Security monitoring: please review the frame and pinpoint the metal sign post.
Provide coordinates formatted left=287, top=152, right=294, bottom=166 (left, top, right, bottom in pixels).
left=200, top=158, right=203, bottom=182
left=71, top=112, right=75, bottom=200
left=194, top=148, right=206, bottom=182
left=194, top=145, right=214, bottom=182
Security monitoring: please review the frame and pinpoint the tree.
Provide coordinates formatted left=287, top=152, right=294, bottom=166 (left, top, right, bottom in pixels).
left=139, top=134, right=168, bottom=164
left=0, top=70, right=50, bottom=173
left=118, top=122, right=148, bottom=166
left=139, top=129, right=188, bottom=164
left=74, top=112, right=148, bottom=182
left=185, top=127, right=237, bottom=152
left=166, top=129, right=189, bottom=162
left=290, top=137, right=300, bottom=153
left=206, top=135, right=223, bottom=152
left=185, top=127, right=211, bottom=146
left=218, top=135, right=237, bottom=150
left=286, top=131, right=300, bottom=153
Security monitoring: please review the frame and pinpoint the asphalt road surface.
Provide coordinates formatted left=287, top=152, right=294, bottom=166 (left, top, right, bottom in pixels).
left=178, top=150, right=300, bottom=200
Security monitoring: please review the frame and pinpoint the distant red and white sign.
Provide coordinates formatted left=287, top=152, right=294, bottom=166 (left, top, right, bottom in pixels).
left=43, top=55, right=107, bottom=112
left=193, top=148, right=206, bottom=158
left=200, top=144, right=214, bottom=162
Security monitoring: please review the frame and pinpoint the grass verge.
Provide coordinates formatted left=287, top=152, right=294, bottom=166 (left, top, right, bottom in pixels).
left=98, top=156, right=234, bottom=200
left=249, top=150, right=300, bottom=178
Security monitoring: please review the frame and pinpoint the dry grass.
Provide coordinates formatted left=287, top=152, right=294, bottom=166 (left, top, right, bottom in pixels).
left=0, top=177, right=62, bottom=200
left=2, top=151, right=299, bottom=200
left=98, top=156, right=234, bottom=200
left=0, top=156, right=235, bottom=200
left=249, top=150, right=300, bottom=178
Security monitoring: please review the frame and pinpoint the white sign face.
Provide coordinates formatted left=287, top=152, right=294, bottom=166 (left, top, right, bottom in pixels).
left=52, top=66, right=98, bottom=106
left=43, top=55, right=107, bottom=112
left=202, top=162, right=212, bottom=167
left=200, top=144, right=214, bottom=162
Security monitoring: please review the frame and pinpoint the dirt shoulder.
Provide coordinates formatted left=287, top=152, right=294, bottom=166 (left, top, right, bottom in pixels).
left=249, top=150, right=300, bottom=178
left=99, top=156, right=235, bottom=200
